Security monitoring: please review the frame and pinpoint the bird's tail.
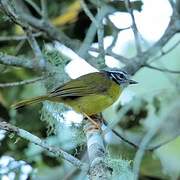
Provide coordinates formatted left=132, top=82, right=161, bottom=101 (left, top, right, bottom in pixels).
left=11, top=95, right=48, bottom=109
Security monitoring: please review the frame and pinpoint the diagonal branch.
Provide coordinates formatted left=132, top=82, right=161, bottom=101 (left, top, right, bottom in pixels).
left=0, top=120, right=89, bottom=172
left=25, top=29, right=46, bottom=68
left=145, top=64, right=180, bottom=74
left=80, top=0, right=106, bottom=65
left=133, top=98, right=180, bottom=180
left=0, top=75, right=46, bottom=88
left=123, top=14, right=179, bottom=75
left=149, top=39, right=180, bottom=63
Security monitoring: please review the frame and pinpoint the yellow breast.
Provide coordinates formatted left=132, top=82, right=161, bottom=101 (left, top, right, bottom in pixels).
left=64, top=82, right=121, bottom=115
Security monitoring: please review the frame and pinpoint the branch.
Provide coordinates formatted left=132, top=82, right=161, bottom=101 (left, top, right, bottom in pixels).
left=149, top=39, right=180, bottom=63
left=78, top=17, right=97, bottom=58
left=145, top=64, right=180, bottom=74
left=84, top=122, right=112, bottom=179
left=0, top=53, right=45, bottom=70
left=142, top=16, right=179, bottom=61
left=89, top=47, right=129, bottom=64
left=15, top=40, right=26, bottom=55
left=103, top=121, right=138, bottom=149
left=102, top=97, right=180, bottom=151
left=125, top=0, right=142, bottom=54
left=26, top=29, right=46, bottom=67
left=123, top=13, right=179, bottom=75
left=106, top=17, right=131, bottom=52
left=22, top=14, right=79, bottom=49
left=40, top=0, right=48, bottom=19
left=0, top=120, right=89, bottom=172
left=80, top=0, right=106, bottom=65
left=97, top=7, right=105, bottom=59
left=133, top=123, right=161, bottom=180
left=0, top=0, right=47, bottom=69
left=0, top=75, right=46, bottom=88
left=147, top=134, right=180, bottom=151
left=133, top=98, right=180, bottom=180
left=78, top=5, right=116, bottom=60
left=0, top=32, right=42, bottom=41
left=80, top=0, right=98, bottom=27
left=0, top=0, right=79, bottom=50
left=25, top=0, right=42, bottom=16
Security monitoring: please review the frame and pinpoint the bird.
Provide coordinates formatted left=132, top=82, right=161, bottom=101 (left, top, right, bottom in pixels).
left=12, top=70, right=137, bottom=118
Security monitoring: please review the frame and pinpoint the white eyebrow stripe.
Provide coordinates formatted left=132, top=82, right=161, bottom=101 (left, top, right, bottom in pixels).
left=108, top=70, right=127, bottom=75
left=110, top=72, right=118, bottom=80
left=114, top=73, right=121, bottom=80
left=110, top=73, right=124, bottom=83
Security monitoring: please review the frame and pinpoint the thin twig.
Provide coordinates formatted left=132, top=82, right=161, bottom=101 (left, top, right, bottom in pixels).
left=97, top=7, right=105, bottom=59
left=26, top=29, right=46, bottom=67
left=0, top=32, right=42, bottom=41
left=145, top=64, right=180, bottom=74
left=15, top=40, right=26, bottom=55
left=25, top=0, right=42, bottom=16
left=26, top=31, right=41, bottom=57
left=0, top=75, right=46, bottom=88
left=78, top=5, right=116, bottom=59
left=103, top=121, right=139, bottom=149
left=149, top=39, right=180, bottom=63
left=105, top=124, right=179, bottom=151
left=80, top=0, right=98, bottom=27
left=125, top=0, right=142, bottom=54
left=0, top=120, right=89, bottom=172
left=40, top=0, right=48, bottom=19
left=80, top=0, right=105, bottom=60
left=147, top=134, right=180, bottom=151
left=0, top=0, right=30, bottom=29
left=123, top=15, right=178, bottom=75
left=78, top=18, right=97, bottom=57
left=106, top=49, right=129, bottom=64
left=89, top=47, right=129, bottom=64
left=0, top=0, right=46, bottom=69
left=106, top=17, right=130, bottom=51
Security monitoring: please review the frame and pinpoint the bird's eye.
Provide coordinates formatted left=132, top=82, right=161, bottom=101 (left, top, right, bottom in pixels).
left=118, top=73, right=126, bottom=79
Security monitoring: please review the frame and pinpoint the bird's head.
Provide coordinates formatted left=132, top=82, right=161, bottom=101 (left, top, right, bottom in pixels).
left=103, top=69, right=137, bottom=87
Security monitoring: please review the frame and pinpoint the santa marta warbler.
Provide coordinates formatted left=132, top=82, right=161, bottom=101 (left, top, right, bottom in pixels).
left=12, top=70, right=137, bottom=116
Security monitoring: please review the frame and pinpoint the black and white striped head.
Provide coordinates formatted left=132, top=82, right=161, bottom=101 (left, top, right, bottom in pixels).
left=103, top=70, right=137, bottom=87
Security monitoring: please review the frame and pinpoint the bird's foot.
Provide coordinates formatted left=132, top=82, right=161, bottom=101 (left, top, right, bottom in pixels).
left=83, top=113, right=101, bottom=130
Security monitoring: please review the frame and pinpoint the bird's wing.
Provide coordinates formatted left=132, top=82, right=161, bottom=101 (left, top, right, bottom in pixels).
left=49, top=72, right=110, bottom=98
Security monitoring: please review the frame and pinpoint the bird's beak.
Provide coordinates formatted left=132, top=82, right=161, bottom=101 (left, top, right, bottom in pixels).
left=129, top=79, right=138, bottom=84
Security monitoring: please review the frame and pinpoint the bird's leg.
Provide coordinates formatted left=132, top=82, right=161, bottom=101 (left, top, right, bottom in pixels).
left=95, top=113, right=103, bottom=124
left=83, top=113, right=101, bottom=129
